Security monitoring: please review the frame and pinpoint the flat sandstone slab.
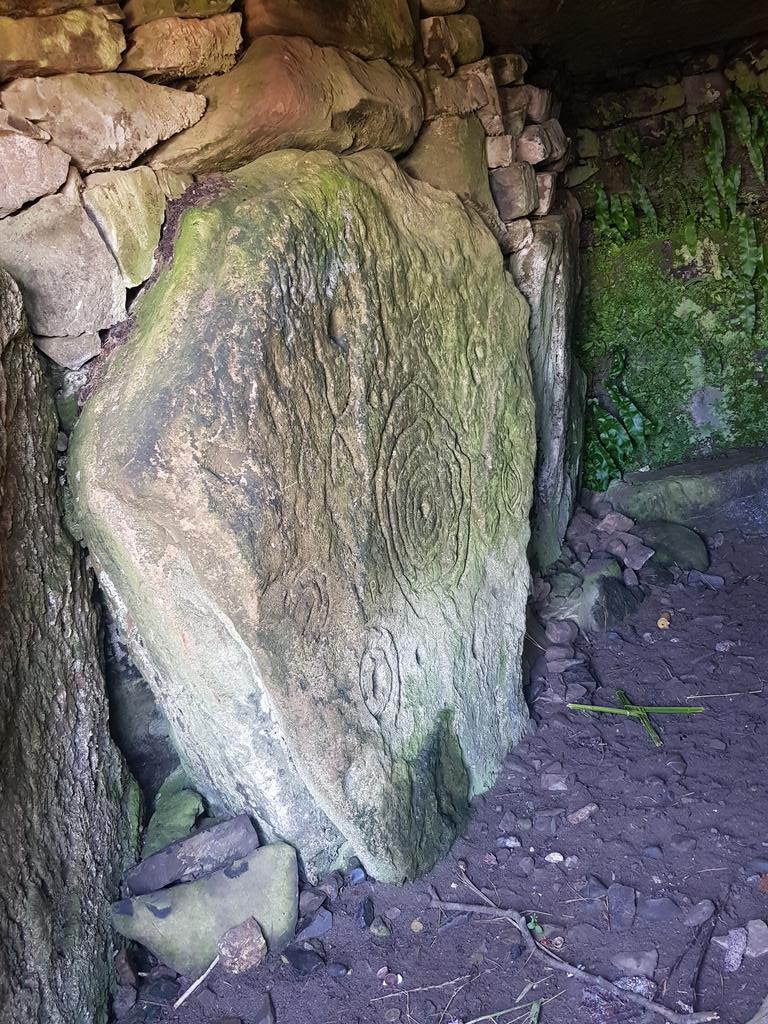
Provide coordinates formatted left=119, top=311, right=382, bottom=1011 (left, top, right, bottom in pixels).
left=0, top=6, right=124, bottom=81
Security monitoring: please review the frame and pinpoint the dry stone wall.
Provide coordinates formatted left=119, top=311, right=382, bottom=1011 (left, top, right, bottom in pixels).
left=0, top=0, right=587, bottom=899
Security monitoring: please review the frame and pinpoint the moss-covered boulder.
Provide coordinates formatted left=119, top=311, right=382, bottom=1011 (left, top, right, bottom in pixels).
left=71, top=150, right=535, bottom=881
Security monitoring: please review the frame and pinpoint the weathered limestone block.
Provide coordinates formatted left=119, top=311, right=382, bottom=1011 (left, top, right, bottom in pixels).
left=517, top=119, right=567, bottom=166
left=121, top=12, right=242, bottom=80
left=491, top=52, right=527, bottom=85
left=0, top=118, right=69, bottom=217
left=0, top=6, right=124, bottom=81
left=71, top=149, right=535, bottom=882
left=400, top=113, right=495, bottom=214
left=149, top=36, right=422, bottom=175
left=0, top=194, right=125, bottom=336
left=83, top=167, right=167, bottom=287
left=445, top=13, right=483, bottom=65
left=534, top=170, right=557, bottom=216
left=35, top=331, right=101, bottom=369
left=124, top=0, right=234, bottom=26
left=486, top=134, right=516, bottom=168
left=421, top=16, right=456, bottom=75
left=457, top=58, right=503, bottom=134
left=113, top=844, right=297, bottom=976
left=508, top=197, right=585, bottom=568
left=1, top=73, right=206, bottom=171
left=501, top=84, right=552, bottom=124
left=0, top=269, right=135, bottom=1024
left=242, top=0, right=416, bottom=65
left=489, top=161, right=537, bottom=220
left=413, top=65, right=486, bottom=120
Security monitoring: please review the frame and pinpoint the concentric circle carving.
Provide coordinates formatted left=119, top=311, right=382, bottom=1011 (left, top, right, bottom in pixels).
left=375, top=385, right=471, bottom=596
left=359, top=627, right=401, bottom=727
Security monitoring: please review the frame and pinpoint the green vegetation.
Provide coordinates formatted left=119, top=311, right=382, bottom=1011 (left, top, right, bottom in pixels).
left=577, top=97, right=768, bottom=489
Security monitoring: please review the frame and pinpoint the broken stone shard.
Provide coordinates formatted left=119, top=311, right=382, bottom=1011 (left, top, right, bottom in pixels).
left=112, top=843, right=298, bottom=976
left=0, top=73, right=206, bottom=171
left=149, top=35, right=422, bottom=175
left=125, top=814, right=260, bottom=896
left=508, top=198, right=585, bottom=569
left=0, top=6, right=125, bottom=81
left=71, top=148, right=535, bottom=882
left=121, top=12, right=242, bottom=80
left=0, top=269, right=136, bottom=1024
left=0, top=193, right=125, bottom=336
left=242, top=0, right=416, bottom=65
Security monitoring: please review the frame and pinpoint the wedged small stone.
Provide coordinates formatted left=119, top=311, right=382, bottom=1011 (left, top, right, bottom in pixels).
left=34, top=332, right=100, bottom=370
left=444, top=13, right=482, bottom=65
left=1, top=72, right=206, bottom=171
left=83, top=167, right=166, bottom=288
left=501, top=84, right=552, bottom=124
left=143, top=769, right=204, bottom=857
left=0, top=6, right=124, bottom=81
left=491, top=52, right=528, bottom=85
left=746, top=919, right=768, bottom=959
left=637, top=896, right=679, bottom=923
left=517, top=120, right=568, bottom=166
left=149, top=36, right=422, bottom=175
left=608, top=883, right=636, bottom=931
left=534, top=171, right=557, bottom=216
left=112, top=843, right=298, bottom=976
left=125, top=814, right=260, bottom=896
left=420, top=16, right=455, bottom=75
left=242, top=0, right=416, bottom=65
left=218, top=917, right=267, bottom=973
left=611, top=950, right=658, bottom=978
left=0, top=193, right=124, bottom=336
left=500, top=217, right=533, bottom=254
left=486, top=134, right=516, bottom=168
left=0, top=131, right=69, bottom=217
left=121, top=12, right=242, bottom=81
left=489, top=162, right=537, bottom=220
left=154, top=167, right=193, bottom=200
left=457, top=59, right=503, bottom=135
left=712, top=928, right=747, bottom=972
left=124, top=0, right=234, bottom=27
left=413, top=66, right=486, bottom=120
left=400, top=113, right=494, bottom=216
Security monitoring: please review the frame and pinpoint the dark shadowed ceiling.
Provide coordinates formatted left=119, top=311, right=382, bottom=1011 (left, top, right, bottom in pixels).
left=466, top=0, right=768, bottom=78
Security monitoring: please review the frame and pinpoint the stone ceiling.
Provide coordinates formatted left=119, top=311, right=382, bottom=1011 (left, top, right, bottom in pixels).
left=466, top=0, right=768, bottom=79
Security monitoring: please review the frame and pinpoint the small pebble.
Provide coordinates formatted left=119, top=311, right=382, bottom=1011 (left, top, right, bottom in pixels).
left=567, top=803, right=598, bottom=825
left=327, top=962, right=349, bottom=977
left=545, top=851, right=564, bottom=863
left=496, top=835, right=521, bottom=849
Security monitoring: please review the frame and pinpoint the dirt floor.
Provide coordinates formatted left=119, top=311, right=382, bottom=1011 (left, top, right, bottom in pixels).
left=142, top=527, right=768, bottom=1024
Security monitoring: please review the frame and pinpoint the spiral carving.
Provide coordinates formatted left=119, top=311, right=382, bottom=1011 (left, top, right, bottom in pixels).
left=376, top=385, right=471, bottom=596
left=359, top=627, right=401, bottom=727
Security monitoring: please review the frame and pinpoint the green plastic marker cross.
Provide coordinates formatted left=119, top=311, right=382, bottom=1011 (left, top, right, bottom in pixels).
left=567, top=689, right=705, bottom=747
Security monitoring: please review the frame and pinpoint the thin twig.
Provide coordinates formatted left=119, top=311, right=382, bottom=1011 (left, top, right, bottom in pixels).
left=429, top=877, right=719, bottom=1024
left=172, top=954, right=220, bottom=1010
left=463, top=991, right=564, bottom=1024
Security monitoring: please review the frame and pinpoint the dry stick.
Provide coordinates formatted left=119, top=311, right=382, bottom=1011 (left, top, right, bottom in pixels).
left=427, top=892, right=719, bottom=1024
left=172, top=954, right=220, bottom=1010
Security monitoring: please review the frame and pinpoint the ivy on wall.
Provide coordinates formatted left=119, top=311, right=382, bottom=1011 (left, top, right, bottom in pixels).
left=577, top=95, right=768, bottom=490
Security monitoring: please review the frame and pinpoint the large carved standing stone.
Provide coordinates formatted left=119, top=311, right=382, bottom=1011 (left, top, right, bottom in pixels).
left=509, top=196, right=586, bottom=569
left=0, top=269, right=136, bottom=1023
left=71, top=151, right=535, bottom=881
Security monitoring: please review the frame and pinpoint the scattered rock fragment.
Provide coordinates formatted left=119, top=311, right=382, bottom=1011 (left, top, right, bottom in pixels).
left=637, top=896, right=679, bottom=923
left=218, top=917, right=267, bottom=973
left=295, top=908, right=333, bottom=942
left=541, top=770, right=569, bottom=792
left=746, top=920, right=768, bottom=959
left=283, top=945, right=325, bottom=974
left=683, top=900, right=716, bottom=927
left=567, top=803, right=598, bottom=825
left=611, top=949, right=658, bottom=978
left=608, top=883, right=636, bottom=931
left=713, top=927, right=748, bottom=972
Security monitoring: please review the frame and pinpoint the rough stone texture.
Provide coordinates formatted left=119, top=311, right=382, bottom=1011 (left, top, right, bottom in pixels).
left=489, top=162, right=537, bottom=220
left=242, top=0, right=416, bottom=65
left=400, top=113, right=495, bottom=215
left=0, top=6, right=125, bottom=81
left=0, top=129, right=69, bottom=218
left=422, top=0, right=464, bottom=12
left=0, top=193, right=125, bottom=336
left=121, top=12, right=242, bottom=80
left=486, top=134, right=516, bottom=168
left=218, top=917, right=267, bottom=973
left=508, top=199, right=584, bottom=568
left=34, top=332, right=101, bottom=369
left=458, top=58, right=503, bottom=134
left=149, top=36, right=422, bottom=176
left=1, top=73, right=206, bottom=171
left=445, top=13, right=483, bottom=64
left=413, top=65, right=486, bottom=120
left=0, top=269, right=135, bottom=1024
left=112, top=844, right=298, bottom=975
left=71, top=149, right=535, bottom=881
left=534, top=170, right=557, bottom=216
left=517, top=119, right=568, bottom=166
left=125, top=814, right=260, bottom=895
left=143, top=769, right=204, bottom=856
left=83, top=167, right=166, bottom=287
left=421, top=16, right=456, bottom=75
left=544, top=558, right=640, bottom=632
left=491, top=52, right=527, bottom=85
left=124, top=0, right=233, bottom=25
left=606, top=448, right=768, bottom=535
